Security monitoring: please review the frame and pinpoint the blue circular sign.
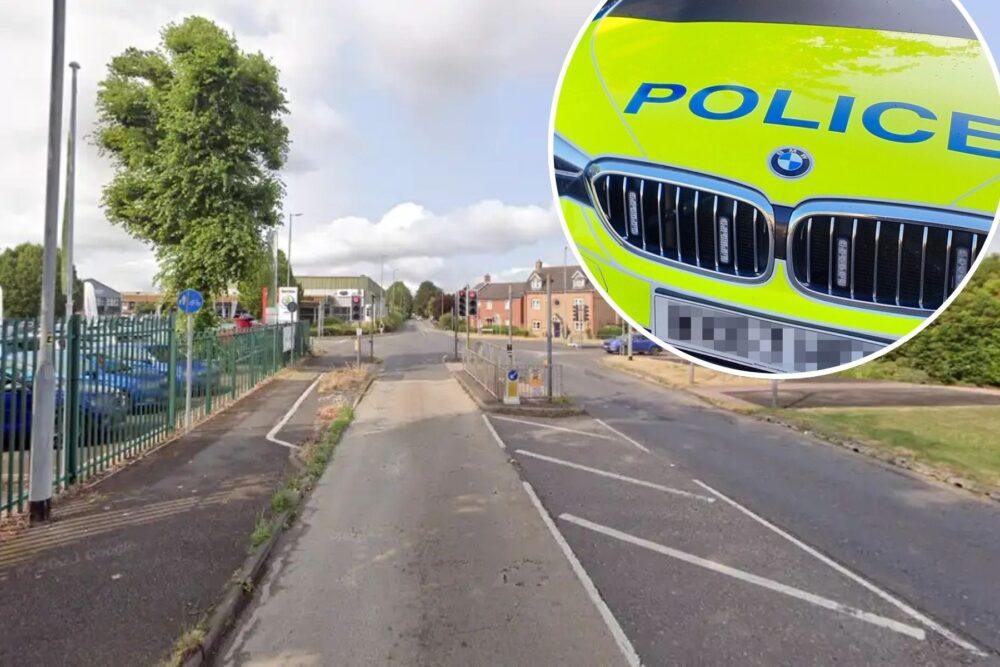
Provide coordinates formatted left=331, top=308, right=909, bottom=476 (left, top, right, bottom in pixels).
left=769, top=147, right=813, bottom=179
left=507, top=369, right=519, bottom=382
left=177, top=289, right=204, bottom=314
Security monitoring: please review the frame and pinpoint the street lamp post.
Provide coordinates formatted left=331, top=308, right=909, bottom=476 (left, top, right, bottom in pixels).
left=29, top=0, right=67, bottom=524
left=286, top=212, right=302, bottom=286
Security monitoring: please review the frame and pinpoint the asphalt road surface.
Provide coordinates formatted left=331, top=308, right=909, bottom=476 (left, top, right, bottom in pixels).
left=221, top=323, right=1000, bottom=666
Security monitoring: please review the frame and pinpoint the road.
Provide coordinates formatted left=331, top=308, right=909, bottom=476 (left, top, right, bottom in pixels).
left=221, top=323, right=1000, bottom=666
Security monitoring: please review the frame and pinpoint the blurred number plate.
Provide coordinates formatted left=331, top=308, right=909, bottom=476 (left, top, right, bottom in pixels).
left=652, top=295, right=884, bottom=373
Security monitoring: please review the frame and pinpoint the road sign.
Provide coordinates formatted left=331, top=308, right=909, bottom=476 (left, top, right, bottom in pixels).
left=177, top=289, right=204, bottom=314
left=504, top=368, right=520, bottom=405
left=278, top=286, right=298, bottom=323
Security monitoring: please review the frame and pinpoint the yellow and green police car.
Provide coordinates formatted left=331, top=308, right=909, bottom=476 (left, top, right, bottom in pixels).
left=553, top=0, right=1000, bottom=374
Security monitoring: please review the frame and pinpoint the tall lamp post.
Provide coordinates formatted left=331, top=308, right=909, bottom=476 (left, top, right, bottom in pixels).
left=29, top=0, right=67, bottom=523
left=286, top=212, right=302, bottom=286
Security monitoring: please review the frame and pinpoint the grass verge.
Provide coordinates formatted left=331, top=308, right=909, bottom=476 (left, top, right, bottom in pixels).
left=773, top=406, right=1000, bottom=492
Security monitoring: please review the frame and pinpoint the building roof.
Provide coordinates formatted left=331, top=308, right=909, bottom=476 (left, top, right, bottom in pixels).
left=298, top=275, right=386, bottom=297
left=83, top=278, right=120, bottom=297
left=525, top=265, right=590, bottom=293
left=475, top=281, right=526, bottom=300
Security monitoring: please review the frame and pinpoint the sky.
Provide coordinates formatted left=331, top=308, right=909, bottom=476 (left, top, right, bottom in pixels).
left=0, top=0, right=997, bottom=294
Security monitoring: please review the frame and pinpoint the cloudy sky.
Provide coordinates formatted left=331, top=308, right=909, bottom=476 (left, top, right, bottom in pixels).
left=0, top=0, right=998, bottom=293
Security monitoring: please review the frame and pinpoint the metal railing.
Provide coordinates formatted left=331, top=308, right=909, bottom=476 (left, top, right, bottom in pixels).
left=461, top=343, right=563, bottom=400
left=1, top=315, right=310, bottom=516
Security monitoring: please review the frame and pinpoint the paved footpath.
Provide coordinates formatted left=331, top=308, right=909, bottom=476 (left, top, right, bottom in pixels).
left=0, top=357, right=339, bottom=667
left=219, top=358, right=625, bottom=666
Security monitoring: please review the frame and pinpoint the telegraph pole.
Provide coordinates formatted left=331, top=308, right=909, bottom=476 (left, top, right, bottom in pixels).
left=507, top=283, right=513, bottom=364
left=452, top=291, right=458, bottom=360
left=29, top=0, right=67, bottom=524
left=546, top=275, right=553, bottom=398
left=465, top=285, right=470, bottom=351
left=627, top=321, right=634, bottom=360
left=62, top=61, right=79, bottom=321
left=369, top=293, right=375, bottom=361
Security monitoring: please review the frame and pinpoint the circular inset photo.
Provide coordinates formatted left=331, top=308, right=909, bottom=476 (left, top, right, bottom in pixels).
left=551, top=0, right=1000, bottom=376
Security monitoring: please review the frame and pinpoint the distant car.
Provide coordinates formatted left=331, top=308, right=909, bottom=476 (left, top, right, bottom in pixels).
left=113, top=343, right=222, bottom=396
left=603, top=334, right=663, bottom=355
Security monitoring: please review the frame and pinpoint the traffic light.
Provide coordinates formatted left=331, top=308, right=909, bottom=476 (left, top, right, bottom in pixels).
left=351, top=295, right=362, bottom=321
left=583, top=304, right=590, bottom=321
left=457, top=289, right=467, bottom=317
left=468, top=290, right=478, bottom=317
left=572, top=304, right=580, bottom=322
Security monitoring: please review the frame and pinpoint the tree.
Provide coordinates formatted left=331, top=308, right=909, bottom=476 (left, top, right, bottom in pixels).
left=413, top=280, right=441, bottom=317
left=386, top=281, right=414, bottom=317
left=0, top=243, right=82, bottom=318
left=236, top=248, right=298, bottom=320
left=95, top=16, right=289, bottom=323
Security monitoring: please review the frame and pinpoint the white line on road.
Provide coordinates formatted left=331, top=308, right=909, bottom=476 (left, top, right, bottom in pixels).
left=595, top=418, right=650, bottom=453
left=516, top=449, right=714, bottom=503
left=560, top=513, right=927, bottom=642
left=265, top=376, right=321, bottom=450
left=522, top=483, right=641, bottom=667
left=692, top=479, right=987, bottom=656
left=482, top=414, right=506, bottom=449
left=490, top=414, right=616, bottom=441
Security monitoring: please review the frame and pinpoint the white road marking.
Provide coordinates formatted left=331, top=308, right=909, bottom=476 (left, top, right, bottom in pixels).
left=692, top=479, right=987, bottom=656
left=522, top=483, right=641, bottom=667
left=594, top=418, right=650, bottom=453
left=265, top=377, right=321, bottom=450
left=560, top=513, right=927, bottom=642
left=490, top=414, right=616, bottom=441
left=516, top=449, right=714, bottom=503
left=482, top=415, right=506, bottom=449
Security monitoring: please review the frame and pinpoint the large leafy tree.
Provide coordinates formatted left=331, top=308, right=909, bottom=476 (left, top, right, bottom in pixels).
left=95, top=16, right=289, bottom=315
left=0, top=243, right=82, bottom=318
left=413, top=280, right=441, bottom=317
left=385, top=281, right=413, bottom=317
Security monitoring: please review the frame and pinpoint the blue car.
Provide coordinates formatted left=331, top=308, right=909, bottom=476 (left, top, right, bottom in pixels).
left=603, top=334, right=663, bottom=355
left=2, top=371, right=129, bottom=450
left=114, top=343, right=222, bottom=395
left=82, top=354, right=169, bottom=411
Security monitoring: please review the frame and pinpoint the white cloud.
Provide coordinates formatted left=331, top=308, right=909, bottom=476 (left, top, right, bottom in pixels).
left=294, top=200, right=562, bottom=288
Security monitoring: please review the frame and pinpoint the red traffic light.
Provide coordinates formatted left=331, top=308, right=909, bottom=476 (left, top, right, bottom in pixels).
left=352, top=295, right=361, bottom=304
left=468, top=291, right=476, bottom=299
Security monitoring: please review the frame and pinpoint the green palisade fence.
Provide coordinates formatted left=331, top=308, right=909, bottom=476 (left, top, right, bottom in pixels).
left=1, top=315, right=310, bottom=516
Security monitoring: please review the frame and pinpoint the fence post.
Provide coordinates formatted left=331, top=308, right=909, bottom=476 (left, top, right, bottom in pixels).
left=204, top=332, right=214, bottom=415
left=167, top=312, right=177, bottom=428
left=65, top=314, right=80, bottom=485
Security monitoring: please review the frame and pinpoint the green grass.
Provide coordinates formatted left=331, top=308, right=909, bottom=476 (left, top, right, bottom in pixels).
left=250, top=515, right=272, bottom=549
left=778, top=406, right=1000, bottom=489
left=835, top=359, right=933, bottom=384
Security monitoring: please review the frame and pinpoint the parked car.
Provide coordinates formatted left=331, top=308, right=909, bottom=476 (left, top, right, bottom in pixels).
left=2, top=371, right=129, bottom=450
left=603, top=334, right=663, bottom=355
left=81, top=354, right=169, bottom=410
left=113, top=343, right=223, bottom=396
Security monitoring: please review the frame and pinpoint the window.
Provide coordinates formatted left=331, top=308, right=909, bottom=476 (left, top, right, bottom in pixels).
left=531, top=320, right=541, bottom=331
left=572, top=276, right=585, bottom=289
left=485, top=300, right=493, bottom=310
left=531, top=298, right=541, bottom=310
left=573, top=297, right=584, bottom=308
left=531, top=277, right=542, bottom=290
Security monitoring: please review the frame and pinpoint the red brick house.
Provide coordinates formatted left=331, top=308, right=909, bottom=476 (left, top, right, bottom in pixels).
left=470, top=262, right=617, bottom=338
left=470, top=275, right=525, bottom=330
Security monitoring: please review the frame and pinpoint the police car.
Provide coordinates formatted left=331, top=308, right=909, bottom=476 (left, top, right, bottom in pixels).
left=553, top=0, right=999, bottom=374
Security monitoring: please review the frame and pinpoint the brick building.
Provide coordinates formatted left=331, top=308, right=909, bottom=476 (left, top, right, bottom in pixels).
left=472, top=276, right=525, bottom=330
left=471, top=261, right=618, bottom=339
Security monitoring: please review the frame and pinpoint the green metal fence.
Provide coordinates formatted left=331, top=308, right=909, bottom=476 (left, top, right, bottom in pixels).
left=1, top=315, right=310, bottom=516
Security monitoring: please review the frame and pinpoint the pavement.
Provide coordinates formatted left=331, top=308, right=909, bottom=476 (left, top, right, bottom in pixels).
left=218, top=327, right=625, bottom=666
left=0, top=351, right=352, bottom=667
left=219, top=323, right=1000, bottom=666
